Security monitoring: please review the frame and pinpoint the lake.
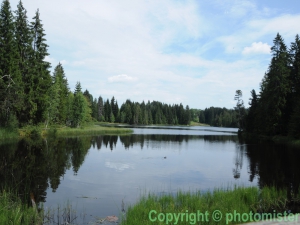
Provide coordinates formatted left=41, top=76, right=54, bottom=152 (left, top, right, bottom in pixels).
left=1, top=125, right=300, bottom=224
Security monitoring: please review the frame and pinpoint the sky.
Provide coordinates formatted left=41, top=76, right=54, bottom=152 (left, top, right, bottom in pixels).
left=9, top=0, right=300, bottom=109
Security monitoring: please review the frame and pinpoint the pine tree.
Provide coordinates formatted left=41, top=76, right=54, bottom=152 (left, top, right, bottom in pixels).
left=259, top=33, right=290, bottom=135
left=66, top=91, right=74, bottom=126
left=288, top=35, right=300, bottom=137
left=0, top=0, right=22, bottom=127
left=234, top=90, right=245, bottom=130
left=97, top=96, right=104, bottom=121
left=52, top=62, right=69, bottom=124
left=29, top=9, right=52, bottom=124
left=185, top=105, right=191, bottom=125
left=71, top=82, right=85, bottom=127
left=92, top=98, right=98, bottom=120
left=44, top=76, right=60, bottom=127
left=14, top=0, right=35, bottom=125
left=245, top=89, right=258, bottom=133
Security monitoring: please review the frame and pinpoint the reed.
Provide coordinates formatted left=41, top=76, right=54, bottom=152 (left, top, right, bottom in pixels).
left=0, top=190, right=42, bottom=225
left=121, top=186, right=298, bottom=225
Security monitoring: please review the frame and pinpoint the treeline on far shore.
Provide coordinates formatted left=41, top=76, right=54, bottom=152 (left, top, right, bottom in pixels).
left=0, top=0, right=193, bottom=132
left=190, top=108, right=240, bottom=128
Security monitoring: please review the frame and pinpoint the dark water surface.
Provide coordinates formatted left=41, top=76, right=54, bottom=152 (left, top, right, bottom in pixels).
left=1, top=126, right=300, bottom=223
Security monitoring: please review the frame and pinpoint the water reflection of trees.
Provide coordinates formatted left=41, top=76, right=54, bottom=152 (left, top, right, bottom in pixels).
left=232, top=144, right=245, bottom=179
left=89, top=134, right=239, bottom=151
left=242, top=142, right=300, bottom=196
left=0, top=136, right=91, bottom=207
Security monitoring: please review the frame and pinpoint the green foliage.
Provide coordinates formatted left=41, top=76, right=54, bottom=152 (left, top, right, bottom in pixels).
left=97, top=96, right=104, bottom=121
left=28, top=9, right=52, bottom=124
left=0, top=190, right=42, bottom=225
left=0, top=1, right=23, bottom=127
left=201, top=107, right=238, bottom=127
left=44, top=76, right=60, bottom=127
left=244, top=33, right=300, bottom=138
left=0, top=0, right=211, bottom=131
left=71, top=82, right=86, bottom=127
left=52, top=63, right=69, bottom=124
left=118, top=100, right=191, bottom=125
left=121, top=186, right=295, bottom=225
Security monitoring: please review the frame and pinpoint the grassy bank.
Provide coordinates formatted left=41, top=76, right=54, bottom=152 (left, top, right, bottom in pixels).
left=96, top=121, right=210, bottom=127
left=47, top=124, right=133, bottom=137
left=121, top=186, right=300, bottom=225
left=1, top=186, right=299, bottom=225
left=190, top=121, right=210, bottom=126
left=0, top=190, right=42, bottom=225
left=0, top=123, right=133, bottom=140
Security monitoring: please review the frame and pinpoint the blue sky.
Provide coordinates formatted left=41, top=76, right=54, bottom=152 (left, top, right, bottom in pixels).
left=9, top=0, right=300, bottom=109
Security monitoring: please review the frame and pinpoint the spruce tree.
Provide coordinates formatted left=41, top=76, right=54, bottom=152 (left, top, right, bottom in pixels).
left=0, top=0, right=22, bottom=127
left=14, top=0, right=35, bottom=125
left=97, top=96, right=104, bottom=121
left=259, top=33, right=290, bottom=135
left=29, top=9, right=52, bottom=124
left=44, top=76, right=60, bottom=127
left=72, top=82, right=85, bottom=127
left=234, top=90, right=245, bottom=130
left=288, top=35, right=300, bottom=137
left=53, top=62, right=69, bottom=124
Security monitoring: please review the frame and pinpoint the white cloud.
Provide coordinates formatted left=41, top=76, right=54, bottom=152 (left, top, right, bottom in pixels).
left=44, top=56, right=56, bottom=65
left=60, top=60, right=67, bottom=65
left=242, top=42, right=271, bottom=55
left=247, top=14, right=300, bottom=38
left=108, top=74, right=137, bottom=83
left=9, top=0, right=300, bottom=109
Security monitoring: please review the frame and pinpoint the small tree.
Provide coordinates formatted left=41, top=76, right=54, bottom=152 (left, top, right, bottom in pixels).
left=234, top=90, right=245, bottom=130
left=71, top=82, right=85, bottom=127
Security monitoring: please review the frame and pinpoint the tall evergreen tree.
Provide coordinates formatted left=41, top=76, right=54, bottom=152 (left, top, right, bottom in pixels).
left=0, top=0, right=22, bottom=127
left=44, top=76, right=60, bottom=127
left=245, top=89, right=258, bottom=133
left=97, top=96, right=104, bottom=121
left=288, top=35, right=300, bottom=137
left=71, top=82, right=85, bottom=127
left=29, top=9, right=52, bottom=124
left=52, top=62, right=69, bottom=124
left=259, top=33, right=290, bottom=135
left=234, top=90, right=245, bottom=130
left=14, top=0, right=34, bottom=125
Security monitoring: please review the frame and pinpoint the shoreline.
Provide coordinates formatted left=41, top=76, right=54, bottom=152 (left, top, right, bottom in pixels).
left=2, top=186, right=298, bottom=225
left=240, top=131, right=300, bottom=147
left=0, top=123, right=133, bottom=141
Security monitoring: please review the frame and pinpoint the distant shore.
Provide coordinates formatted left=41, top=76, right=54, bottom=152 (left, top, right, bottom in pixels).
left=0, top=123, right=133, bottom=140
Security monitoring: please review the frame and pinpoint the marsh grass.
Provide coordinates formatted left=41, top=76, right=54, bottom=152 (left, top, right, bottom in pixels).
left=0, top=190, right=42, bottom=225
left=0, top=190, right=108, bottom=225
left=1, top=186, right=299, bottom=225
left=190, top=121, right=210, bottom=126
left=0, top=123, right=133, bottom=140
left=121, top=186, right=299, bottom=225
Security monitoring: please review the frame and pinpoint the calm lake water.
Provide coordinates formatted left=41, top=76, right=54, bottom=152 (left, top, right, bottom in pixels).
left=1, top=125, right=300, bottom=224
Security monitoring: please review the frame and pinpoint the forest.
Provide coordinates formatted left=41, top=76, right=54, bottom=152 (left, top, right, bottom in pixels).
left=2, top=0, right=298, bottom=137
left=0, top=0, right=193, bottom=130
left=240, top=33, right=300, bottom=139
left=190, top=107, right=240, bottom=127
